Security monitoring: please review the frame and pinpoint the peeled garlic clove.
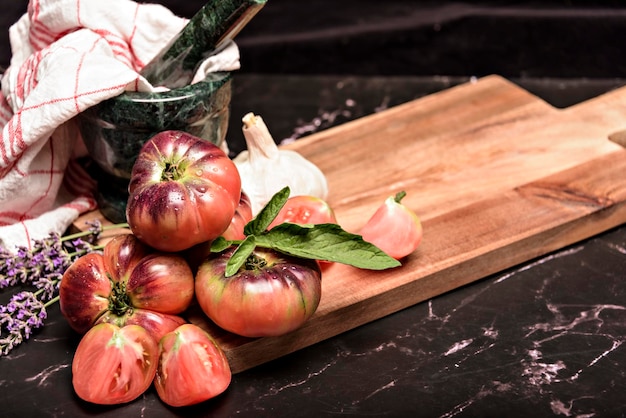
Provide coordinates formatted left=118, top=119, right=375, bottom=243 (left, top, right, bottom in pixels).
left=234, top=112, right=328, bottom=214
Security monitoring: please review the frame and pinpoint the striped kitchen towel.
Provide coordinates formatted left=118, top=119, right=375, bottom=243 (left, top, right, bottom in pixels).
left=0, top=0, right=240, bottom=251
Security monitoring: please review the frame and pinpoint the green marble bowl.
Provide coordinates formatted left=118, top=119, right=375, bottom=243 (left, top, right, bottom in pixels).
left=77, top=71, right=232, bottom=222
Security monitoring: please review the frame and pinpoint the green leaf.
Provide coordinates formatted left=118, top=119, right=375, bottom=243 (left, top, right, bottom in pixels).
left=225, top=235, right=257, bottom=277
left=243, top=186, right=291, bottom=236
left=254, top=223, right=401, bottom=270
left=210, top=236, right=232, bottom=253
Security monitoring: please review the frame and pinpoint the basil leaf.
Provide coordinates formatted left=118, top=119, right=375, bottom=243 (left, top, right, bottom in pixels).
left=210, top=236, right=232, bottom=253
left=255, top=223, right=401, bottom=270
left=225, top=235, right=257, bottom=277
left=243, top=186, right=290, bottom=236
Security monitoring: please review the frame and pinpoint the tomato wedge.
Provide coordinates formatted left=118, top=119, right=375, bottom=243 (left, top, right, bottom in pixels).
left=154, top=324, right=231, bottom=407
left=360, top=191, right=423, bottom=259
left=71, top=323, right=158, bottom=405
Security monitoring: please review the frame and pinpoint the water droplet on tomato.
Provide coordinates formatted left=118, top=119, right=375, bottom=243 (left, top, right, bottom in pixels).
left=196, top=169, right=203, bottom=176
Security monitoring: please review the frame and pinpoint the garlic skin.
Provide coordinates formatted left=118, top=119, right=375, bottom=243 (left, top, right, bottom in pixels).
left=234, top=112, right=329, bottom=215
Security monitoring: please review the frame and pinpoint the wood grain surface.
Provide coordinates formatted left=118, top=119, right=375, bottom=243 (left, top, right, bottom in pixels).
left=73, top=75, right=626, bottom=373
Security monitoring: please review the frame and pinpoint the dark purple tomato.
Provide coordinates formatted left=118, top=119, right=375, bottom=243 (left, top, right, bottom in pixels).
left=60, top=234, right=194, bottom=341
left=195, top=247, right=322, bottom=337
left=126, top=130, right=242, bottom=252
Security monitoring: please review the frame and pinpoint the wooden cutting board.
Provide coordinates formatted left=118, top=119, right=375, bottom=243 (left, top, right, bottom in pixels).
left=73, top=75, right=626, bottom=373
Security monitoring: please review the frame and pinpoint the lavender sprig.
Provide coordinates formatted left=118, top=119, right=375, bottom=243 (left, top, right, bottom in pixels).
left=0, top=291, right=48, bottom=356
left=0, top=221, right=128, bottom=356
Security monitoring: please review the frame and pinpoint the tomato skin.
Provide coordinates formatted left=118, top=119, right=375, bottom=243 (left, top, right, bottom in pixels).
left=95, top=309, right=187, bottom=343
left=126, top=252, right=195, bottom=314
left=221, top=191, right=253, bottom=240
left=195, top=247, right=322, bottom=337
left=60, top=234, right=194, bottom=340
left=183, top=191, right=253, bottom=272
left=268, top=195, right=337, bottom=229
left=154, top=324, right=231, bottom=407
left=102, top=232, right=151, bottom=280
left=360, top=192, right=423, bottom=259
left=59, top=253, right=112, bottom=334
left=126, top=130, right=242, bottom=252
left=72, top=323, right=158, bottom=405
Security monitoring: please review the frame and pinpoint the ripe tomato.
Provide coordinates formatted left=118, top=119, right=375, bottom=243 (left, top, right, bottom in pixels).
left=221, top=191, right=253, bottom=240
left=59, top=234, right=193, bottom=341
left=360, top=191, right=423, bottom=259
left=195, top=247, right=322, bottom=337
left=183, top=191, right=253, bottom=272
left=267, top=195, right=337, bottom=229
left=95, top=309, right=187, bottom=341
left=154, top=324, right=231, bottom=407
left=126, top=130, right=242, bottom=252
left=72, top=323, right=158, bottom=405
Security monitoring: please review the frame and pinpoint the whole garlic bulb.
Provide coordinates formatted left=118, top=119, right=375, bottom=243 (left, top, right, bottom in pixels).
left=233, top=112, right=329, bottom=214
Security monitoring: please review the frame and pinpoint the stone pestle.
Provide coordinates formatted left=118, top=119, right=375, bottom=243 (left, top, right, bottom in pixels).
left=140, top=0, right=267, bottom=89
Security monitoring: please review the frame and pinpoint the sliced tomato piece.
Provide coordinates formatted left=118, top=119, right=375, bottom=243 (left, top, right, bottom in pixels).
left=360, top=191, right=423, bottom=259
left=71, top=323, right=158, bottom=405
left=154, top=324, right=231, bottom=407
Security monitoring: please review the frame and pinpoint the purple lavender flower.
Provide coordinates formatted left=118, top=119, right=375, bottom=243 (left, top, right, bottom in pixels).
left=0, top=291, right=47, bottom=356
left=86, top=220, right=103, bottom=244
left=1, top=232, right=79, bottom=297
left=0, top=220, right=127, bottom=356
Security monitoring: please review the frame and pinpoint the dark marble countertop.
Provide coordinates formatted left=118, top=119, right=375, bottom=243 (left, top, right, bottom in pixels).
left=1, top=73, right=626, bottom=417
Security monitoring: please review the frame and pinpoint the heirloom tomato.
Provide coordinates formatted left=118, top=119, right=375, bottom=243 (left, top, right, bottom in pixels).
left=267, top=195, right=337, bottom=229
left=360, top=191, right=423, bottom=259
left=221, top=190, right=253, bottom=240
left=59, top=234, right=193, bottom=341
left=95, top=309, right=186, bottom=342
left=183, top=191, right=253, bottom=273
left=72, top=323, right=158, bottom=405
left=154, top=324, right=231, bottom=407
left=126, top=130, right=242, bottom=252
left=195, top=247, right=322, bottom=337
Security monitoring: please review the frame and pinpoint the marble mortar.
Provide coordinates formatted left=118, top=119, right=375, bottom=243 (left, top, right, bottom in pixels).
left=77, top=71, right=232, bottom=223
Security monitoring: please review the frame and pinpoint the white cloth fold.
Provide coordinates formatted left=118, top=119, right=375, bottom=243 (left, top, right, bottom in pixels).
left=0, top=0, right=240, bottom=250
